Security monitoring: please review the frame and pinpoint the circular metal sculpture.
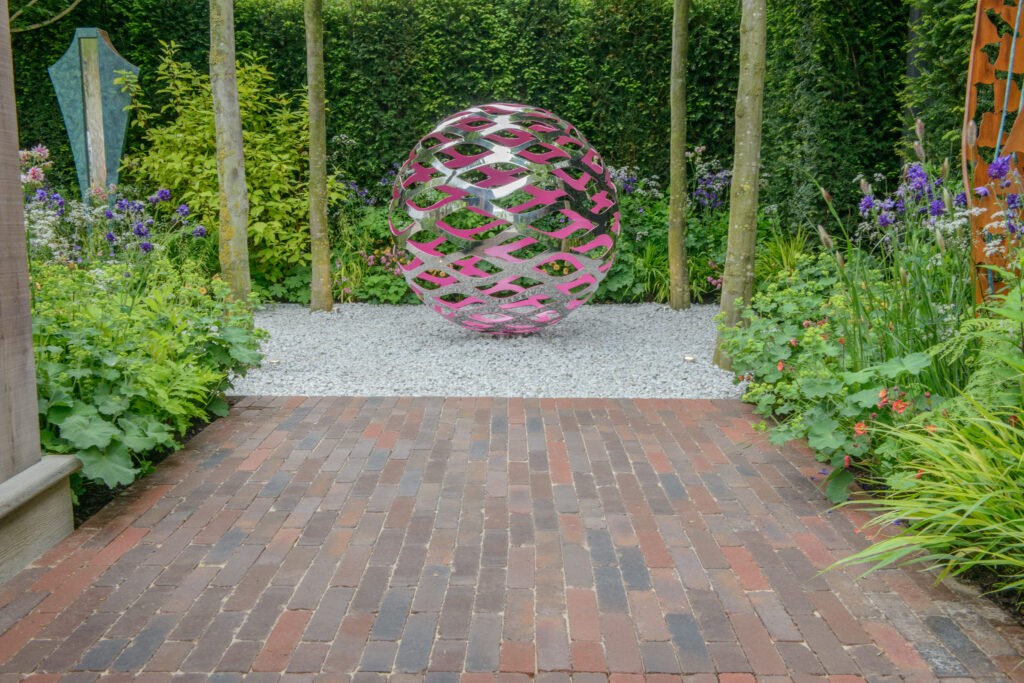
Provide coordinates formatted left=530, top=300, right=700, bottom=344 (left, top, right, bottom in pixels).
left=389, top=102, right=619, bottom=334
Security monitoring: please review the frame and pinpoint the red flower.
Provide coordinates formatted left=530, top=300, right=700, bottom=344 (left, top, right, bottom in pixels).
left=777, top=360, right=785, bottom=371
left=789, top=338, right=798, bottom=347
left=891, top=400, right=908, bottom=415
left=854, top=422, right=867, bottom=436
left=915, top=469, right=924, bottom=479
left=924, top=425, right=937, bottom=432
left=843, top=454, right=851, bottom=468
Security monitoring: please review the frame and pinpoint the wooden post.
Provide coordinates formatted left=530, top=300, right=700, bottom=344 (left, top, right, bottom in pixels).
left=0, top=0, right=79, bottom=586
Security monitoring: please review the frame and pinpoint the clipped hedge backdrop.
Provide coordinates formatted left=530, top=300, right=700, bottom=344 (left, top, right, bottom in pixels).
left=15, top=0, right=931, bottom=222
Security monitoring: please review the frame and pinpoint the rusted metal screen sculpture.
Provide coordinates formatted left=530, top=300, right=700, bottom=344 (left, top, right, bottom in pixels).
left=963, top=0, right=1024, bottom=302
left=389, top=103, right=619, bottom=334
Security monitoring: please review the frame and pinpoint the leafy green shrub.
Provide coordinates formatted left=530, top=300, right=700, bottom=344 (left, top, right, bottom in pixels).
left=719, top=142, right=973, bottom=501
left=26, top=190, right=264, bottom=488
left=121, top=43, right=345, bottom=295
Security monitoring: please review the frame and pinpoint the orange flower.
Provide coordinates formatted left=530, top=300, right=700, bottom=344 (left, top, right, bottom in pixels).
left=925, top=425, right=937, bottom=433
left=837, top=337, right=845, bottom=345
left=915, top=469, right=924, bottom=479
left=878, top=388, right=888, bottom=401
left=853, top=422, right=867, bottom=436
left=843, top=454, right=851, bottom=468
left=777, top=360, right=785, bottom=371
left=891, top=400, right=907, bottom=415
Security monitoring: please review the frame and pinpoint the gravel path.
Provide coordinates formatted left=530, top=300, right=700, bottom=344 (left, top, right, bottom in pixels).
left=229, top=302, right=745, bottom=398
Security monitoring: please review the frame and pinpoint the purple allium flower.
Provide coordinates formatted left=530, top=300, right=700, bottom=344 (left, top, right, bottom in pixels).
left=104, top=209, right=115, bottom=219
left=878, top=212, right=894, bottom=227
left=140, top=242, right=153, bottom=253
left=1009, top=194, right=1023, bottom=210
left=147, top=194, right=159, bottom=204
left=192, top=225, right=207, bottom=238
left=929, top=199, right=945, bottom=217
left=133, top=223, right=149, bottom=238
left=858, top=195, right=874, bottom=216
left=895, top=199, right=906, bottom=214
left=989, top=154, right=1013, bottom=180
left=177, top=204, right=190, bottom=216
left=145, top=218, right=154, bottom=227
left=1010, top=221, right=1019, bottom=235
left=115, top=198, right=130, bottom=212
left=954, top=191, right=968, bottom=207
left=105, top=231, right=116, bottom=243
left=976, top=186, right=992, bottom=197
left=33, top=189, right=47, bottom=202
left=156, top=188, right=171, bottom=202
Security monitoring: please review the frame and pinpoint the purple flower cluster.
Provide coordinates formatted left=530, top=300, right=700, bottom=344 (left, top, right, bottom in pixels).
left=693, top=170, right=731, bottom=209
left=30, top=189, right=66, bottom=216
left=859, top=163, right=954, bottom=231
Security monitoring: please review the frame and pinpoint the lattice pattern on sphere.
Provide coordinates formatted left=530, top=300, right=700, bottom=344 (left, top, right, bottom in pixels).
left=389, top=102, right=619, bottom=334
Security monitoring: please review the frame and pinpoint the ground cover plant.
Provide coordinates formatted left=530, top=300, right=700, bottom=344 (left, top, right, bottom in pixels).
left=23, top=171, right=264, bottom=495
left=718, top=123, right=1024, bottom=600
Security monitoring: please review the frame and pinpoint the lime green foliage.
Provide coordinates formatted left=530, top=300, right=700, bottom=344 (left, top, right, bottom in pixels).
left=831, top=405, right=1024, bottom=596
left=121, top=44, right=345, bottom=295
left=33, top=259, right=263, bottom=487
left=25, top=188, right=264, bottom=489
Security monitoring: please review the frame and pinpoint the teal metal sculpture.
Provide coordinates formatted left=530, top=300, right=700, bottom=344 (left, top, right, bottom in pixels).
left=48, top=28, right=137, bottom=201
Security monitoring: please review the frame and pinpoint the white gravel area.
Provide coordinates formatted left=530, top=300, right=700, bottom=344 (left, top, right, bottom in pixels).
left=228, top=302, right=745, bottom=399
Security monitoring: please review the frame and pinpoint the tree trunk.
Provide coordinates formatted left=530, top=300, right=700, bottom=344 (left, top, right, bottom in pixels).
left=713, top=0, right=766, bottom=371
left=668, top=0, right=691, bottom=311
left=0, top=0, right=42, bottom=481
left=305, top=0, right=331, bottom=311
left=210, top=0, right=251, bottom=301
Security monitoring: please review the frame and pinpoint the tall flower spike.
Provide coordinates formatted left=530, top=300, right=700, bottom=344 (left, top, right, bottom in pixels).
left=913, top=141, right=926, bottom=163
left=817, top=225, right=834, bottom=251
left=859, top=178, right=871, bottom=196
left=915, top=118, right=925, bottom=142
left=821, top=187, right=833, bottom=207
left=941, top=157, right=950, bottom=182
left=967, top=120, right=978, bottom=149
left=935, top=229, right=946, bottom=253
left=899, top=267, right=909, bottom=287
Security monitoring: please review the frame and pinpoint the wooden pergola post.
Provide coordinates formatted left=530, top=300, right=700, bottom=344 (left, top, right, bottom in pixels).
left=0, top=0, right=79, bottom=586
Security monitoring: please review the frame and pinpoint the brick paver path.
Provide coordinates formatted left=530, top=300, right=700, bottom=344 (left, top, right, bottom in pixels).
left=1, top=396, right=1022, bottom=681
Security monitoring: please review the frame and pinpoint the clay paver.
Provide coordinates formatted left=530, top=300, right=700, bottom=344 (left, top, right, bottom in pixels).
left=0, top=395, right=1021, bottom=680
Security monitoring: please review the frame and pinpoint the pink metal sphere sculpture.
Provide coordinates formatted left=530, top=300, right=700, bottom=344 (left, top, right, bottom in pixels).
left=389, top=102, right=619, bottom=334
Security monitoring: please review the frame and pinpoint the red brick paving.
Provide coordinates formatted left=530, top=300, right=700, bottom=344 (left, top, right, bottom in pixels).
left=0, top=396, right=1021, bottom=681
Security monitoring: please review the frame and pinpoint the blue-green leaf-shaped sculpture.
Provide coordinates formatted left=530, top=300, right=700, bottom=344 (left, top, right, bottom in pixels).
left=48, top=28, right=138, bottom=201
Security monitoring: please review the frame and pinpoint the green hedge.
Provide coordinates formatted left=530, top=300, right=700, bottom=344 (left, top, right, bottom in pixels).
left=762, top=0, right=908, bottom=223
left=14, top=0, right=910, bottom=226
left=901, top=0, right=975, bottom=160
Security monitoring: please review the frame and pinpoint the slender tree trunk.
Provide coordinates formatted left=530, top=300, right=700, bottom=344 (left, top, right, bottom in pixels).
left=668, top=0, right=691, bottom=310
left=0, top=0, right=42, bottom=481
left=305, top=0, right=331, bottom=311
left=210, top=0, right=251, bottom=301
left=713, top=0, right=766, bottom=370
